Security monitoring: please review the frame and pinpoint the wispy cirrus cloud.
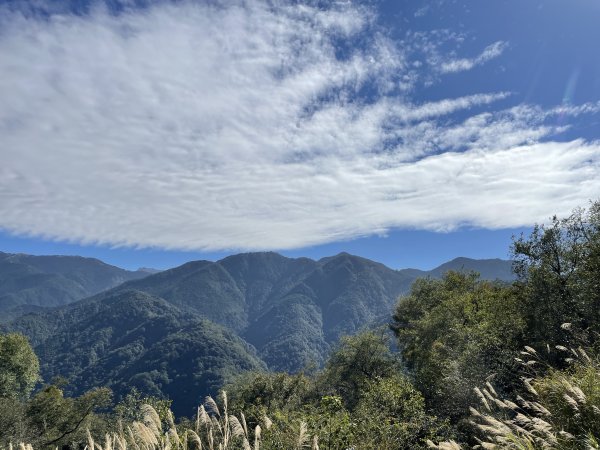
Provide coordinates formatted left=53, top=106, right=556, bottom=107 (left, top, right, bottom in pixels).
left=439, top=40, right=508, bottom=74
left=0, top=1, right=598, bottom=251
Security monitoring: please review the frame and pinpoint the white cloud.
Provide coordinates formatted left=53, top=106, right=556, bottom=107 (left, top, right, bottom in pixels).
left=391, top=92, right=511, bottom=123
left=414, top=5, right=430, bottom=18
left=0, top=1, right=598, bottom=251
left=440, top=40, right=508, bottom=74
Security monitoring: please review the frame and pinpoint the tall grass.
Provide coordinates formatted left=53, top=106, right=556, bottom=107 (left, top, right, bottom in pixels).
left=428, top=333, right=600, bottom=450
left=82, top=391, right=269, bottom=450
left=7, top=391, right=319, bottom=450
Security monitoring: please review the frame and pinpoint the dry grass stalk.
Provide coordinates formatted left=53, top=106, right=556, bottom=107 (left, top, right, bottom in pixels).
left=296, top=422, right=309, bottom=449
left=426, top=439, right=462, bottom=449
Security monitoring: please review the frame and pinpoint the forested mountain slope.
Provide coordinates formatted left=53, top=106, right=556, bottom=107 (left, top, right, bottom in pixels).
left=113, top=252, right=514, bottom=370
left=8, top=290, right=265, bottom=416
left=109, top=253, right=407, bottom=370
left=0, top=252, right=148, bottom=322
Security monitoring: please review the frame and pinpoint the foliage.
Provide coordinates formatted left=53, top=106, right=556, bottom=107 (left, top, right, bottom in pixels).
left=353, top=374, right=454, bottom=449
left=512, top=201, right=600, bottom=351
left=0, top=379, right=111, bottom=449
left=430, top=339, right=600, bottom=449
left=113, top=387, right=173, bottom=425
left=3, top=250, right=515, bottom=411
left=26, top=383, right=112, bottom=447
left=319, top=329, right=400, bottom=409
left=304, top=395, right=354, bottom=450
left=227, top=371, right=315, bottom=414
left=226, top=331, right=452, bottom=450
left=71, top=393, right=275, bottom=450
left=392, top=271, right=525, bottom=422
left=8, top=291, right=266, bottom=417
left=0, top=333, right=40, bottom=399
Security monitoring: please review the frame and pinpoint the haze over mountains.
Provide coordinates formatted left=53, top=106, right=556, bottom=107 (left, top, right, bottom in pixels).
left=0, top=251, right=148, bottom=322
left=1, top=250, right=514, bottom=415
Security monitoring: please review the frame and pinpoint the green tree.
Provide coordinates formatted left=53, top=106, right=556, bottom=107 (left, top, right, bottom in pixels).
left=0, top=397, right=28, bottom=445
left=113, top=387, right=173, bottom=426
left=25, top=383, right=112, bottom=447
left=0, top=333, right=40, bottom=399
left=391, top=272, right=524, bottom=422
left=512, top=201, right=600, bottom=350
left=306, top=395, right=354, bottom=450
left=228, top=371, right=313, bottom=412
left=319, top=330, right=400, bottom=409
left=354, top=374, right=453, bottom=449
left=436, top=340, right=600, bottom=450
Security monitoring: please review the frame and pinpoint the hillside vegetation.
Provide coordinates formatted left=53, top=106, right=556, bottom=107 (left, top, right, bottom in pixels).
left=8, top=290, right=265, bottom=417
left=3, top=201, right=596, bottom=448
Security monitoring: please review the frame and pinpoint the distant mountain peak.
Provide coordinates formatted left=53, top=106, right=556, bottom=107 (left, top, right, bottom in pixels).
left=219, top=251, right=290, bottom=263
left=428, top=256, right=514, bottom=281
left=137, top=267, right=162, bottom=274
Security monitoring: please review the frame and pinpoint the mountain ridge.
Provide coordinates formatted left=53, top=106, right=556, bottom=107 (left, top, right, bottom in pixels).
left=0, top=251, right=149, bottom=322
left=108, top=252, right=514, bottom=370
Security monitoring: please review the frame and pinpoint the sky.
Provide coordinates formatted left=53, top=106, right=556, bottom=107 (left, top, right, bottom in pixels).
left=1, top=0, right=599, bottom=271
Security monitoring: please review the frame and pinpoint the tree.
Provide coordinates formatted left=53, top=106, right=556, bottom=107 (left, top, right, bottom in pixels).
left=25, top=383, right=112, bottom=447
left=512, top=200, right=600, bottom=349
left=354, top=374, right=453, bottom=449
left=319, top=330, right=400, bottom=409
left=391, top=272, right=524, bottom=422
left=227, top=371, right=314, bottom=413
left=0, top=333, right=40, bottom=399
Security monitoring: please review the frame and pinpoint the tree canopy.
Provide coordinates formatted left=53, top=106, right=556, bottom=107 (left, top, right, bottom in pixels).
left=0, top=333, right=39, bottom=400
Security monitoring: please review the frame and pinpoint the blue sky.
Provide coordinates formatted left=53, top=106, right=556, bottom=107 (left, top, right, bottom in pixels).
left=0, top=226, right=528, bottom=270
left=0, top=0, right=599, bottom=270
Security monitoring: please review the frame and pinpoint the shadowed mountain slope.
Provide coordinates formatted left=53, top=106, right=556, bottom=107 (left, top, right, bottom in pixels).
left=0, top=252, right=148, bottom=321
left=113, top=252, right=514, bottom=371
left=113, top=253, right=408, bottom=370
left=8, top=290, right=265, bottom=416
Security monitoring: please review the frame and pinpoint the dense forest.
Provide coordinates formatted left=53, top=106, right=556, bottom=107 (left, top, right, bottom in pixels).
left=1, top=201, right=599, bottom=449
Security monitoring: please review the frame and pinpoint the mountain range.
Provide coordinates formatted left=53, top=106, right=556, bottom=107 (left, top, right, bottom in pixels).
left=0, top=251, right=148, bottom=322
left=1, top=250, right=514, bottom=415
